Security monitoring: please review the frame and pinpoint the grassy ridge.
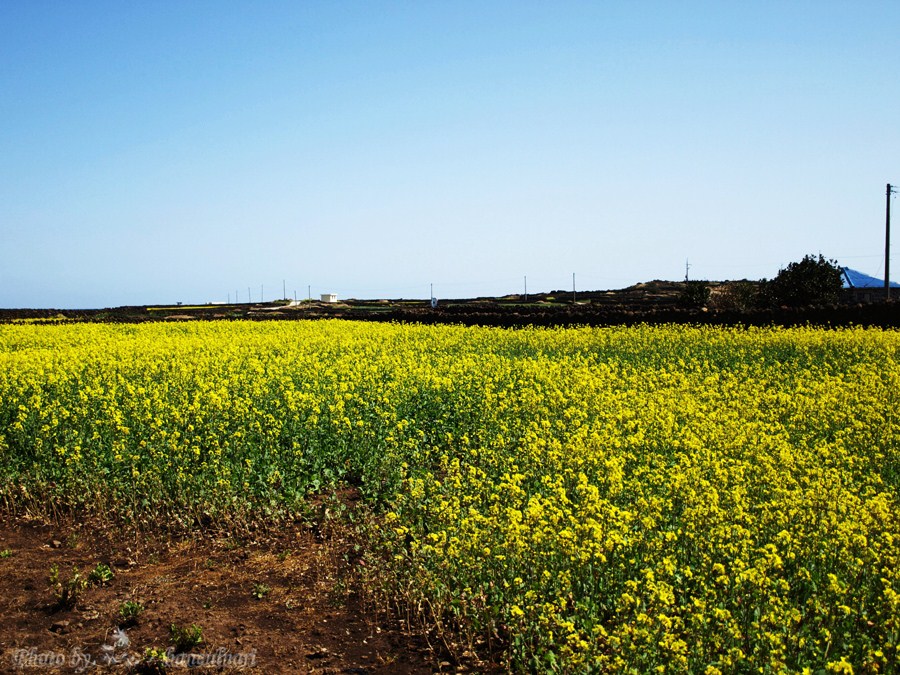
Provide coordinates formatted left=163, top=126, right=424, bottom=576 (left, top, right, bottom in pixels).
left=1, top=321, right=898, bottom=672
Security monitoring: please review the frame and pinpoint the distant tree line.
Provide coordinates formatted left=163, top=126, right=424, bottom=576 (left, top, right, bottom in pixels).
left=680, top=254, right=845, bottom=310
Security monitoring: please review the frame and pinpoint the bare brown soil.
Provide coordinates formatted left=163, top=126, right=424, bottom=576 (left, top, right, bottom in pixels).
left=0, top=514, right=462, bottom=674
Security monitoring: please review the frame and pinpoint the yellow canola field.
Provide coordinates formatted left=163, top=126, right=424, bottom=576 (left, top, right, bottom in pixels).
left=1, top=321, right=898, bottom=673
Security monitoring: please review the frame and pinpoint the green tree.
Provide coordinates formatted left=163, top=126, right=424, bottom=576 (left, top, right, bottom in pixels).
left=711, top=280, right=761, bottom=311
left=763, top=254, right=843, bottom=307
left=678, top=280, right=711, bottom=308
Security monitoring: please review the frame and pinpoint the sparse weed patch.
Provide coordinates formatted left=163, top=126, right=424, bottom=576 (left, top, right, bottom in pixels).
left=88, top=562, right=114, bottom=585
left=136, top=646, right=168, bottom=674
left=48, top=564, right=87, bottom=610
left=169, top=623, right=203, bottom=652
left=251, top=583, right=271, bottom=600
left=118, top=600, right=144, bottom=626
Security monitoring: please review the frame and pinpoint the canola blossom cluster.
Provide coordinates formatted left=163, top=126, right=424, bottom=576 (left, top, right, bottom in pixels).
left=1, top=320, right=898, bottom=673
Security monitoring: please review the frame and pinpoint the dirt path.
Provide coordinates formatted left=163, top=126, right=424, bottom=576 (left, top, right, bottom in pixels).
left=0, top=516, right=449, bottom=674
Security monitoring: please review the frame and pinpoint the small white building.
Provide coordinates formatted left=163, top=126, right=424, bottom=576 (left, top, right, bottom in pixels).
left=320, top=293, right=338, bottom=303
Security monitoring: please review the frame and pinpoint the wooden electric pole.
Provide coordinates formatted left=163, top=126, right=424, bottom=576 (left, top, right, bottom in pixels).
left=888, top=184, right=896, bottom=299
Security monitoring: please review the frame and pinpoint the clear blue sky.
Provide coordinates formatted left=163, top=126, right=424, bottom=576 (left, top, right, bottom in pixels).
left=2, top=1, right=899, bottom=308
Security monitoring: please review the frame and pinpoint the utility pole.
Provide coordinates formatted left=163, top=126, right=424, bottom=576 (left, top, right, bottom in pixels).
left=308, top=285, right=311, bottom=301
left=261, top=284, right=264, bottom=303
left=248, top=287, right=251, bottom=303
left=888, top=184, right=896, bottom=299
left=524, top=275, right=527, bottom=302
left=283, top=279, right=286, bottom=301
left=572, top=273, right=576, bottom=304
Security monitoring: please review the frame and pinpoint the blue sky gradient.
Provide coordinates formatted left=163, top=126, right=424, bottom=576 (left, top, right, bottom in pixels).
left=2, top=1, right=899, bottom=307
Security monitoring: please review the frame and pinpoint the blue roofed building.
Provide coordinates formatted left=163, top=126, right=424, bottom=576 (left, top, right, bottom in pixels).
left=841, top=267, right=900, bottom=289
left=841, top=267, right=900, bottom=302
